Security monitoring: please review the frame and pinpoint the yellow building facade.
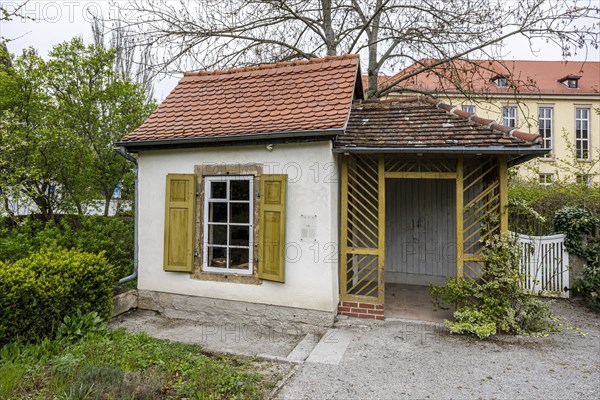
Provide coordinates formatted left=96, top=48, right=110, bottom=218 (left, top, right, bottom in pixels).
left=387, top=60, right=600, bottom=184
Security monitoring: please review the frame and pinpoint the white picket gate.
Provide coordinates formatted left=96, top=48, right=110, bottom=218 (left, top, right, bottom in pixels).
left=512, top=232, right=570, bottom=298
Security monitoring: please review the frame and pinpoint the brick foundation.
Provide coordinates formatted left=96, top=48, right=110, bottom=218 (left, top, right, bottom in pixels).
left=338, top=301, right=384, bottom=320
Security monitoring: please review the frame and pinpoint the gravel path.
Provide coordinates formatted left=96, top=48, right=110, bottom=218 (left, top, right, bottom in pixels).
left=278, top=299, right=599, bottom=399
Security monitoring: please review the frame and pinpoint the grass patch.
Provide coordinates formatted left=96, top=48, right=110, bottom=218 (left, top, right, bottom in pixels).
left=0, top=328, right=284, bottom=399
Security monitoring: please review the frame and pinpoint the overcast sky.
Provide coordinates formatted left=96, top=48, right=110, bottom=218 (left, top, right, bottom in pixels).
left=2, top=0, right=599, bottom=101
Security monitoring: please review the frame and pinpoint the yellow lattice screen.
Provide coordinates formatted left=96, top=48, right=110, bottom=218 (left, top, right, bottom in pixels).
left=339, top=154, right=508, bottom=305
left=340, top=154, right=384, bottom=304
left=459, top=156, right=507, bottom=281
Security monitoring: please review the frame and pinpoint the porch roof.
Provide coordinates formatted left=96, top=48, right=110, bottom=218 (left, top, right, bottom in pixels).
left=334, top=96, right=546, bottom=155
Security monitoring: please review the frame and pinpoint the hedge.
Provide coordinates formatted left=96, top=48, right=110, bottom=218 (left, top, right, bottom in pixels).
left=0, top=248, right=114, bottom=345
left=0, top=215, right=133, bottom=281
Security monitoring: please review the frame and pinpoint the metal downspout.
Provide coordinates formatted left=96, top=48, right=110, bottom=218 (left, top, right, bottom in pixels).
left=116, top=147, right=138, bottom=284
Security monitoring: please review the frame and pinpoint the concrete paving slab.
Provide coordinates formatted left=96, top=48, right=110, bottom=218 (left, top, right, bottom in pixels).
left=305, top=328, right=354, bottom=365
left=286, top=333, right=321, bottom=362
left=110, top=309, right=304, bottom=358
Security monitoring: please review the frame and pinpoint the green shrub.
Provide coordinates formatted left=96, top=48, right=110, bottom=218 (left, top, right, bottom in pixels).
left=0, top=248, right=114, bottom=344
left=574, top=258, right=600, bottom=310
left=553, top=206, right=600, bottom=310
left=508, top=178, right=600, bottom=222
left=554, top=207, right=599, bottom=260
left=0, top=215, right=133, bottom=281
left=431, top=233, right=559, bottom=339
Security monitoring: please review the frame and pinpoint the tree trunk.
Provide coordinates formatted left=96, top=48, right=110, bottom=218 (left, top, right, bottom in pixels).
left=365, top=0, right=382, bottom=98
left=1, top=196, right=17, bottom=225
left=103, top=194, right=112, bottom=217
left=321, top=0, right=337, bottom=56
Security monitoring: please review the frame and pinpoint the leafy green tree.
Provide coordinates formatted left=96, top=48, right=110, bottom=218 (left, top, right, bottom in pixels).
left=46, top=38, right=155, bottom=216
left=0, top=40, right=155, bottom=218
left=0, top=48, right=70, bottom=220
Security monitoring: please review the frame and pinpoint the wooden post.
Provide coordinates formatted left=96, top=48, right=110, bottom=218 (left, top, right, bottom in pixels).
left=378, top=154, right=386, bottom=304
left=499, top=155, right=509, bottom=233
left=339, top=154, right=349, bottom=298
left=455, top=155, right=464, bottom=280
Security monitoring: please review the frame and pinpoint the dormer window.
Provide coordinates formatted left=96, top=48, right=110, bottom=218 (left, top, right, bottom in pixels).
left=491, top=75, right=509, bottom=88
left=558, top=75, right=580, bottom=89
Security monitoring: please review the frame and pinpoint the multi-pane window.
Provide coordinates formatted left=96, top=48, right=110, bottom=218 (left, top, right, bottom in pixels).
left=203, top=176, right=254, bottom=274
left=462, top=105, right=476, bottom=113
left=575, top=108, right=590, bottom=160
left=538, top=107, right=553, bottom=158
left=576, top=174, right=591, bottom=186
left=538, top=173, right=553, bottom=186
left=502, top=106, right=517, bottom=128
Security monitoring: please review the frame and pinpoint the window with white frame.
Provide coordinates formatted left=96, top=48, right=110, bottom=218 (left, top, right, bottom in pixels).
left=575, top=107, right=590, bottom=160
left=462, top=105, right=476, bottom=113
left=538, top=107, right=553, bottom=158
left=203, top=176, right=254, bottom=274
left=576, top=174, right=592, bottom=186
left=502, top=106, right=517, bottom=128
left=538, top=173, right=553, bottom=186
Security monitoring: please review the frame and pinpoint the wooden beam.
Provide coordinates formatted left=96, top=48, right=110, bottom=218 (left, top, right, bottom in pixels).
left=456, top=155, right=464, bottom=280
left=384, top=171, right=456, bottom=179
left=347, top=247, right=379, bottom=255
left=463, top=254, right=485, bottom=262
left=499, top=155, right=509, bottom=233
left=339, top=294, right=383, bottom=305
left=378, top=155, right=386, bottom=304
left=339, top=154, right=349, bottom=299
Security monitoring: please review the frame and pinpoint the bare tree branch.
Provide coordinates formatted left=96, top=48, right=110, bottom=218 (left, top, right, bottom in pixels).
left=112, top=0, right=599, bottom=98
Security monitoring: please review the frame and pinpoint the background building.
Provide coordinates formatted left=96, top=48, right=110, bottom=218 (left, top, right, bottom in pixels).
left=385, top=60, right=600, bottom=184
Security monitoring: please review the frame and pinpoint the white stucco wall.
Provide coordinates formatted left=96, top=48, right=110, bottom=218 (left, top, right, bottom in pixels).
left=137, top=141, right=340, bottom=313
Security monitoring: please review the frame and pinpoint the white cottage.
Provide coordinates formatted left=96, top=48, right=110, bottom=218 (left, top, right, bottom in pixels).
left=118, top=55, right=546, bottom=331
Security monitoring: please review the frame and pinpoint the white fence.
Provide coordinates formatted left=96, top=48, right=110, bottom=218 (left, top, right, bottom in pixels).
left=513, top=232, right=570, bottom=298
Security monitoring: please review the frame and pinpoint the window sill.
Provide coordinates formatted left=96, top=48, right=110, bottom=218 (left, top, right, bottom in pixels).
left=192, top=270, right=262, bottom=285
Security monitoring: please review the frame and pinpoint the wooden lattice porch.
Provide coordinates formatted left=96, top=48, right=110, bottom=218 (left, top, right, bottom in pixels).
left=338, top=153, right=509, bottom=312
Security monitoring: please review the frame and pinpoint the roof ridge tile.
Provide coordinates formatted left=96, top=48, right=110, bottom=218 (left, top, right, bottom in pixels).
left=183, top=54, right=359, bottom=77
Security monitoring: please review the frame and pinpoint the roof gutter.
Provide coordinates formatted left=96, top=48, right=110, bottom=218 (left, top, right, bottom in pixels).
left=116, top=128, right=344, bottom=150
left=332, top=146, right=550, bottom=155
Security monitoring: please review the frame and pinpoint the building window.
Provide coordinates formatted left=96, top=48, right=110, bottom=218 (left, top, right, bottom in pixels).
left=559, top=76, right=580, bottom=89
left=575, top=107, right=590, bottom=160
left=502, top=106, right=517, bottom=128
left=493, top=76, right=509, bottom=88
left=539, top=173, right=554, bottom=186
left=203, top=176, right=254, bottom=274
left=462, top=105, right=476, bottom=113
left=576, top=174, right=591, bottom=186
left=538, top=107, right=553, bottom=158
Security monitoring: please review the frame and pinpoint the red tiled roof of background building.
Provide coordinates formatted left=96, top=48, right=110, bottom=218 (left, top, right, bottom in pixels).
left=334, top=96, right=541, bottom=149
left=121, top=55, right=362, bottom=142
left=386, top=59, right=600, bottom=96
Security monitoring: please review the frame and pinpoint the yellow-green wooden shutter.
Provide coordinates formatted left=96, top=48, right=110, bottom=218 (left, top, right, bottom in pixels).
left=258, top=174, right=287, bottom=282
left=163, top=174, right=195, bottom=272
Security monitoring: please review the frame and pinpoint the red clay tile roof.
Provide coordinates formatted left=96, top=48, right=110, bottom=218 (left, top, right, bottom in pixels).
left=385, top=59, right=600, bottom=96
left=121, top=55, right=361, bottom=142
left=334, top=96, right=542, bottom=149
